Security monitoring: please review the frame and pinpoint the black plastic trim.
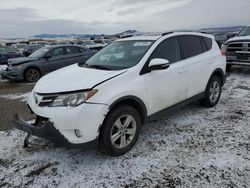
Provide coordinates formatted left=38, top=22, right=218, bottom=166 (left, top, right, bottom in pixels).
left=13, top=114, right=97, bottom=148
left=162, top=30, right=208, bottom=36
left=210, top=68, right=227, bottom=86
left=109, top=96, right=148, bottom=122
left=147, top=92, right=205, bottom=121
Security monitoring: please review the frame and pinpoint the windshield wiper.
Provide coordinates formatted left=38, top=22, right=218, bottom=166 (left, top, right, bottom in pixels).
left=88, top=65, right=111, bottom=70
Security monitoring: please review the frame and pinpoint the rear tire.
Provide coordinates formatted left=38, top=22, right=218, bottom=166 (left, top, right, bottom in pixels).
left=24, top=68, right=41, bottom=82
left=99, top=105, right=141, bottom=156
left=200, top=75, right=222, bottom=107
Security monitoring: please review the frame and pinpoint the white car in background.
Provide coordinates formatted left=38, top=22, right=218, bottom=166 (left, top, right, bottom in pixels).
left=75, top=40, right=105, bottom=50
left=11, top=43, right=28, bottom=53
left=15, top=31, right=226, bottom=156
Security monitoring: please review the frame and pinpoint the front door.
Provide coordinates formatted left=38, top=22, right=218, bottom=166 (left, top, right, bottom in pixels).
left=143, top=37, right=189, bottom=115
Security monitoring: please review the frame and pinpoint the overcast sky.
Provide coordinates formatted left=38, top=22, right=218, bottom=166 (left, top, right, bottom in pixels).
left=0, top=0, right=250, bottom=37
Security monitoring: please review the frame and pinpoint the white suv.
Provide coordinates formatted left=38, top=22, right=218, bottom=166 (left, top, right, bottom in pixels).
left=14, top=31, right=226, bottom=156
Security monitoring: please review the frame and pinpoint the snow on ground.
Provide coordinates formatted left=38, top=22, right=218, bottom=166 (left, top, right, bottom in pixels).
left=0, top=72, right=250, bottom=187
left=0, top=92, right=30, bottom=102
left=0, top=64, right=7, bottom=72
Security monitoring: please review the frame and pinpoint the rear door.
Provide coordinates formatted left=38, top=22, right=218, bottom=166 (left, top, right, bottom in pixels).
left=143, top=37, right=189, bottom=114
left=178, top=35, right=213, bottom=98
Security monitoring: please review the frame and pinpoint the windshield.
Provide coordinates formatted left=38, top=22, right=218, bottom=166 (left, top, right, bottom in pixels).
left=82, top=40, right=153, bottom=70
left=237, top=26, right=250, bottom=36
left=29, top=47, right=50, bottom=58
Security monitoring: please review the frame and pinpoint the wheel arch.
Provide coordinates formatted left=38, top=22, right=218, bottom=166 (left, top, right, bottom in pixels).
left=108, top=96, right=148, bottom=124
left=208, top=68, right=226, bottom=86
left=23, top=66, right=42, bottom=82
left=23, top=66, right=42, bottom=76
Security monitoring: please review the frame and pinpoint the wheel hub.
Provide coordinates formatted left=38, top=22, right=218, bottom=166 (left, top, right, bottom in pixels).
left=110, top=114, right=136, bottom=149
left=209, top=81, right=220, bottom=103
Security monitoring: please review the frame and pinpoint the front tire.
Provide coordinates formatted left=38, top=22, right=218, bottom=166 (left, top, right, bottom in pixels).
left=100, top=105, right=141, bottom=156
left=24, top=68, right=41, bottom=82
left=200, top=75, right=222, bottom=107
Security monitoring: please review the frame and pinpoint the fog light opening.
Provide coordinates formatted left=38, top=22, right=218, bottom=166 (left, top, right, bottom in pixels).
left=74, top=129, right=82, bottom=138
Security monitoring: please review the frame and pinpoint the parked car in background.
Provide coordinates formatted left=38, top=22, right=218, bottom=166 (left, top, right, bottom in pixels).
left=1, top=45, right=95, bottom=82
left=0, top=46, right=23, bottom=64
left=75, top=40, right=104, bottom=50
left=30, top=41, right=47, bottom=46
left=14, top=32, right=226, bottom=156
left=221, top=25, right=250, bottom=71
left=11, top=43, right=29, bottom=53
left=94, top=39, right=112, bottom=46
left=23, top=44, right=43, bottom=57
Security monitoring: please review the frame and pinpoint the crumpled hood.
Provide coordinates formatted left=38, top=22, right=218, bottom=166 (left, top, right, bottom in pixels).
left=34, top=64, right=127, bottom=93
left=8, top=57, right=38, bottom=66
left=226, top=35, right=250, bottom=44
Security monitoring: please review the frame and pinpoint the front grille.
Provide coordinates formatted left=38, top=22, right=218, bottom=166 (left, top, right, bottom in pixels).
left=227, top=42, right=250, bottom=53
left=34, top=93, right=57, bottom=107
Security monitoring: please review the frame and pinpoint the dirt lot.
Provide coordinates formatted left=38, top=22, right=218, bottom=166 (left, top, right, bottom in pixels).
left=0, top=66, right=249, bottom=187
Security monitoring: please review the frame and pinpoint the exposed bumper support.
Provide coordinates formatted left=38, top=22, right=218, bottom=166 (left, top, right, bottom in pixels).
left=13, top=114, right=97, bottom=148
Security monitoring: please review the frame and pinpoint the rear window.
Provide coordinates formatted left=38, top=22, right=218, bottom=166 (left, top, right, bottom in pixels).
left=179, top=35, right=203, bottom=59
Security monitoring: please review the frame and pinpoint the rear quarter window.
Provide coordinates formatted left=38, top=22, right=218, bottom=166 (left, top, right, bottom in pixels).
left=202, top=37, right=213, bottom=51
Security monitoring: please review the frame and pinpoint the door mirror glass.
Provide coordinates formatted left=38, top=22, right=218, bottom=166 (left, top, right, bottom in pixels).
left=148, top=58, right=170, bottom=71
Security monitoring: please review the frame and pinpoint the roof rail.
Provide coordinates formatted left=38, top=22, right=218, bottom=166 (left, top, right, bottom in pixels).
left=162, top=30, right=208, bottom=36
left=120, top=34, right=133, bottom=39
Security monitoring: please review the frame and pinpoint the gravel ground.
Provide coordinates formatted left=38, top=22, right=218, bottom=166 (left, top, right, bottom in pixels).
left=0, top=67, right=249, bottom=188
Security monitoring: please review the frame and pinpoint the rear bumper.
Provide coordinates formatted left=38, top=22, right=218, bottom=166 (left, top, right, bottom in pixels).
left=13, top=114, right=97, bottom=148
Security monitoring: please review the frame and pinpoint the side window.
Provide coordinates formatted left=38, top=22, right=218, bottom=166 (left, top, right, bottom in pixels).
left=150, top=38, right=181, bottom=63
left=48, top=47, right=64, bottom=57
left=65, top=46, right=79, bottom=54
left=179, top=36, right=203, bottom=59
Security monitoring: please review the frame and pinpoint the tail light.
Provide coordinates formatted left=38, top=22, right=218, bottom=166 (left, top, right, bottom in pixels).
left=221, top=50, right=226, bottom=56
left=220, top=44, right=227, bottom=56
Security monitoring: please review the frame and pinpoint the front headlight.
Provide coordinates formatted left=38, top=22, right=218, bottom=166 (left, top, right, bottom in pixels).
left=8, top=65, right=23, bottom=71
left=49, top=90, right=98, bottom=107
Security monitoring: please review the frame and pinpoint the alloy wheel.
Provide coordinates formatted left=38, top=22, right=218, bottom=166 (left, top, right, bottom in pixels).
left=209, top=80, right=220, bottom=103
left=110, top=114, right=137, bottom=149
left=25, top=68, right=40, bottom=82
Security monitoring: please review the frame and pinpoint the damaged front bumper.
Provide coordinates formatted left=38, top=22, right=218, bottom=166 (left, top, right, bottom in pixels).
left=13, top=114, right=97, bottom=148
left=1, top=70, right=23, bottom=80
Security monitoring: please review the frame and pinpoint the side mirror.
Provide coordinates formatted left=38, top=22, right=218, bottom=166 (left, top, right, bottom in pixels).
left=148, top=58, right=170, bottom=71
